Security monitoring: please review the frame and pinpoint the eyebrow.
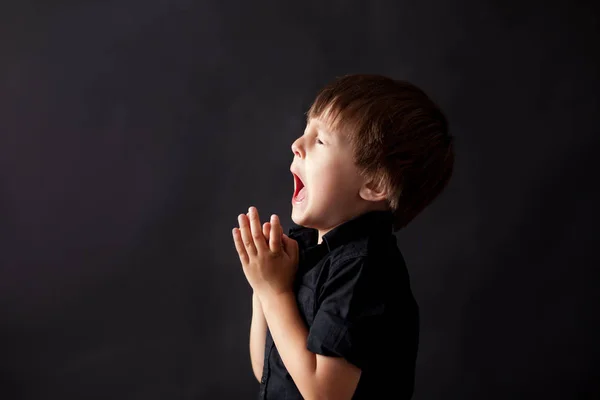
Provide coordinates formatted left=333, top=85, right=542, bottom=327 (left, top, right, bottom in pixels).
left=317, top=127, right=332, bottom=137
left=308, top=118, right=334, bottom=137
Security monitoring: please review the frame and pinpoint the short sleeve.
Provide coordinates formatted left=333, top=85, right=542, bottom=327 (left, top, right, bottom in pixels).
left=306, top=256, right=385, bottom=370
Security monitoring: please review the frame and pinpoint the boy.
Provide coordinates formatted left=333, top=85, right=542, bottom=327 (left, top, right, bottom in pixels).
left=232, top=74, right=454, bottom=399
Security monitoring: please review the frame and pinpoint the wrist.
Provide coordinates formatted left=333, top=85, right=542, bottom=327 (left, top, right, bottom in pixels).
left=258, top=290, right=294, bottom=312
left=252, top=292, right=266, bottom=315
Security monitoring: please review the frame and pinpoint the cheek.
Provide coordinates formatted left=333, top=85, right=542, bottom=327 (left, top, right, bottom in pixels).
left=332, top=167, right=362, bottom=194
left=308, top=157, right=357, bottom=194
left=315, top=170, right=351, bottom=196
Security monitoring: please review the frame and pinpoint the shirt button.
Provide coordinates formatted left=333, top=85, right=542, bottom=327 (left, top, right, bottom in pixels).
left=261, top=377, right=266, bottom=384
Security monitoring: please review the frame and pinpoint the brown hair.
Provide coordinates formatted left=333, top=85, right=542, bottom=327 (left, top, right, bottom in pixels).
left=306, top=74, right=454, bottom=231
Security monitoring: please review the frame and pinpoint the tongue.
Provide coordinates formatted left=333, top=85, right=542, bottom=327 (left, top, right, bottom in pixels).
left=296, top=186, right=307, bottom=201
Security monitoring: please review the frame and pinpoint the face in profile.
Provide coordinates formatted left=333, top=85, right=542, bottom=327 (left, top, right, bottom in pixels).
left=290, top=117, right=367, bottom=243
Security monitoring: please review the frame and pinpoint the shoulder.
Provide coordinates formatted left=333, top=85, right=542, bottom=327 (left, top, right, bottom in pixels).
left=323, top=235, right=409, bottom=297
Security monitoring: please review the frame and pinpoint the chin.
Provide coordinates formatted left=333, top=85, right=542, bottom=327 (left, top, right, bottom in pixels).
left=291, top=204, right=312, bottom=227
left=293, top=205, right=330, bottom=231
left=291, top=208, right=305, bottom=226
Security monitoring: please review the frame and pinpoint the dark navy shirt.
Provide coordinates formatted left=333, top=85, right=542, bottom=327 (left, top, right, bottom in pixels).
left=258, top=210, right=419, bottom=399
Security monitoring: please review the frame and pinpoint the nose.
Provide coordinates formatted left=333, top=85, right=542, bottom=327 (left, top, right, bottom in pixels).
left=291, top=137, right=303, bottom=158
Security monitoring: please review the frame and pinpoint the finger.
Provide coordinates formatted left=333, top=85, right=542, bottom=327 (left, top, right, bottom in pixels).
left=238, top=213, right=257, bottom=256
left=269, top=214, right=283, bottom=253
left=232, top=228, right=249, bottom=265
left=248, top=206, right=268, bottom=253
left=263, top=222, right=271, bottom=242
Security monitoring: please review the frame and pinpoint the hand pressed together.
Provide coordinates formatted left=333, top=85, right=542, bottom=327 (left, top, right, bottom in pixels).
left=233, top=206, right=299, bottom=298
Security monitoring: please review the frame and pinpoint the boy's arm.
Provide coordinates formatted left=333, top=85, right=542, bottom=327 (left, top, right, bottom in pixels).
left=260, top=291, right=361, bottom=400
left=249, top=291, right=268, bottom=382
left=249, top=221, right=275, bottom=382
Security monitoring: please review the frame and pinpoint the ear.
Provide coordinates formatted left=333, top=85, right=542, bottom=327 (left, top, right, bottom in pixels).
left=358, top=179, right=388, bottom=202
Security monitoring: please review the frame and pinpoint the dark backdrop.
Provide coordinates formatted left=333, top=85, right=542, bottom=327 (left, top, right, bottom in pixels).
left=1, top=0, right=598, bottom=399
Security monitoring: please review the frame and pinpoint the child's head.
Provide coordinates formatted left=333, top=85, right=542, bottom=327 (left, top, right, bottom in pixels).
left=290, top=74, right=454, bottom=241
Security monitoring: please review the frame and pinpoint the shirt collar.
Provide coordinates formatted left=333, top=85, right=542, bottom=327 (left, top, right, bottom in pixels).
left=288, top=209, right=394, bottom=252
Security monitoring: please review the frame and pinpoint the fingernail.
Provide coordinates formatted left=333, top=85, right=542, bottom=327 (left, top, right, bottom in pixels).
left=271, top=214, right=277, bottom=222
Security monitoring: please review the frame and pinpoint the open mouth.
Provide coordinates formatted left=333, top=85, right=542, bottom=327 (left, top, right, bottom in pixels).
left=292, top=173, right=307, bottom=203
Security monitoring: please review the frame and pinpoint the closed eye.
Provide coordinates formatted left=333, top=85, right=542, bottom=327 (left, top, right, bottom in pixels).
left=316, top=138, right=324, bottom=145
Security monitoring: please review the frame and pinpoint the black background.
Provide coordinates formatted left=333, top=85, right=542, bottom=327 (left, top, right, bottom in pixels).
left=1, top=0, right=599, bottom=398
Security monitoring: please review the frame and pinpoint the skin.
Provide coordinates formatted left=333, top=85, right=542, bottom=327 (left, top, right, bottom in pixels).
left=233, top=115, right=389, bottom=399
left=290, top=116, right=389, bottom=244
